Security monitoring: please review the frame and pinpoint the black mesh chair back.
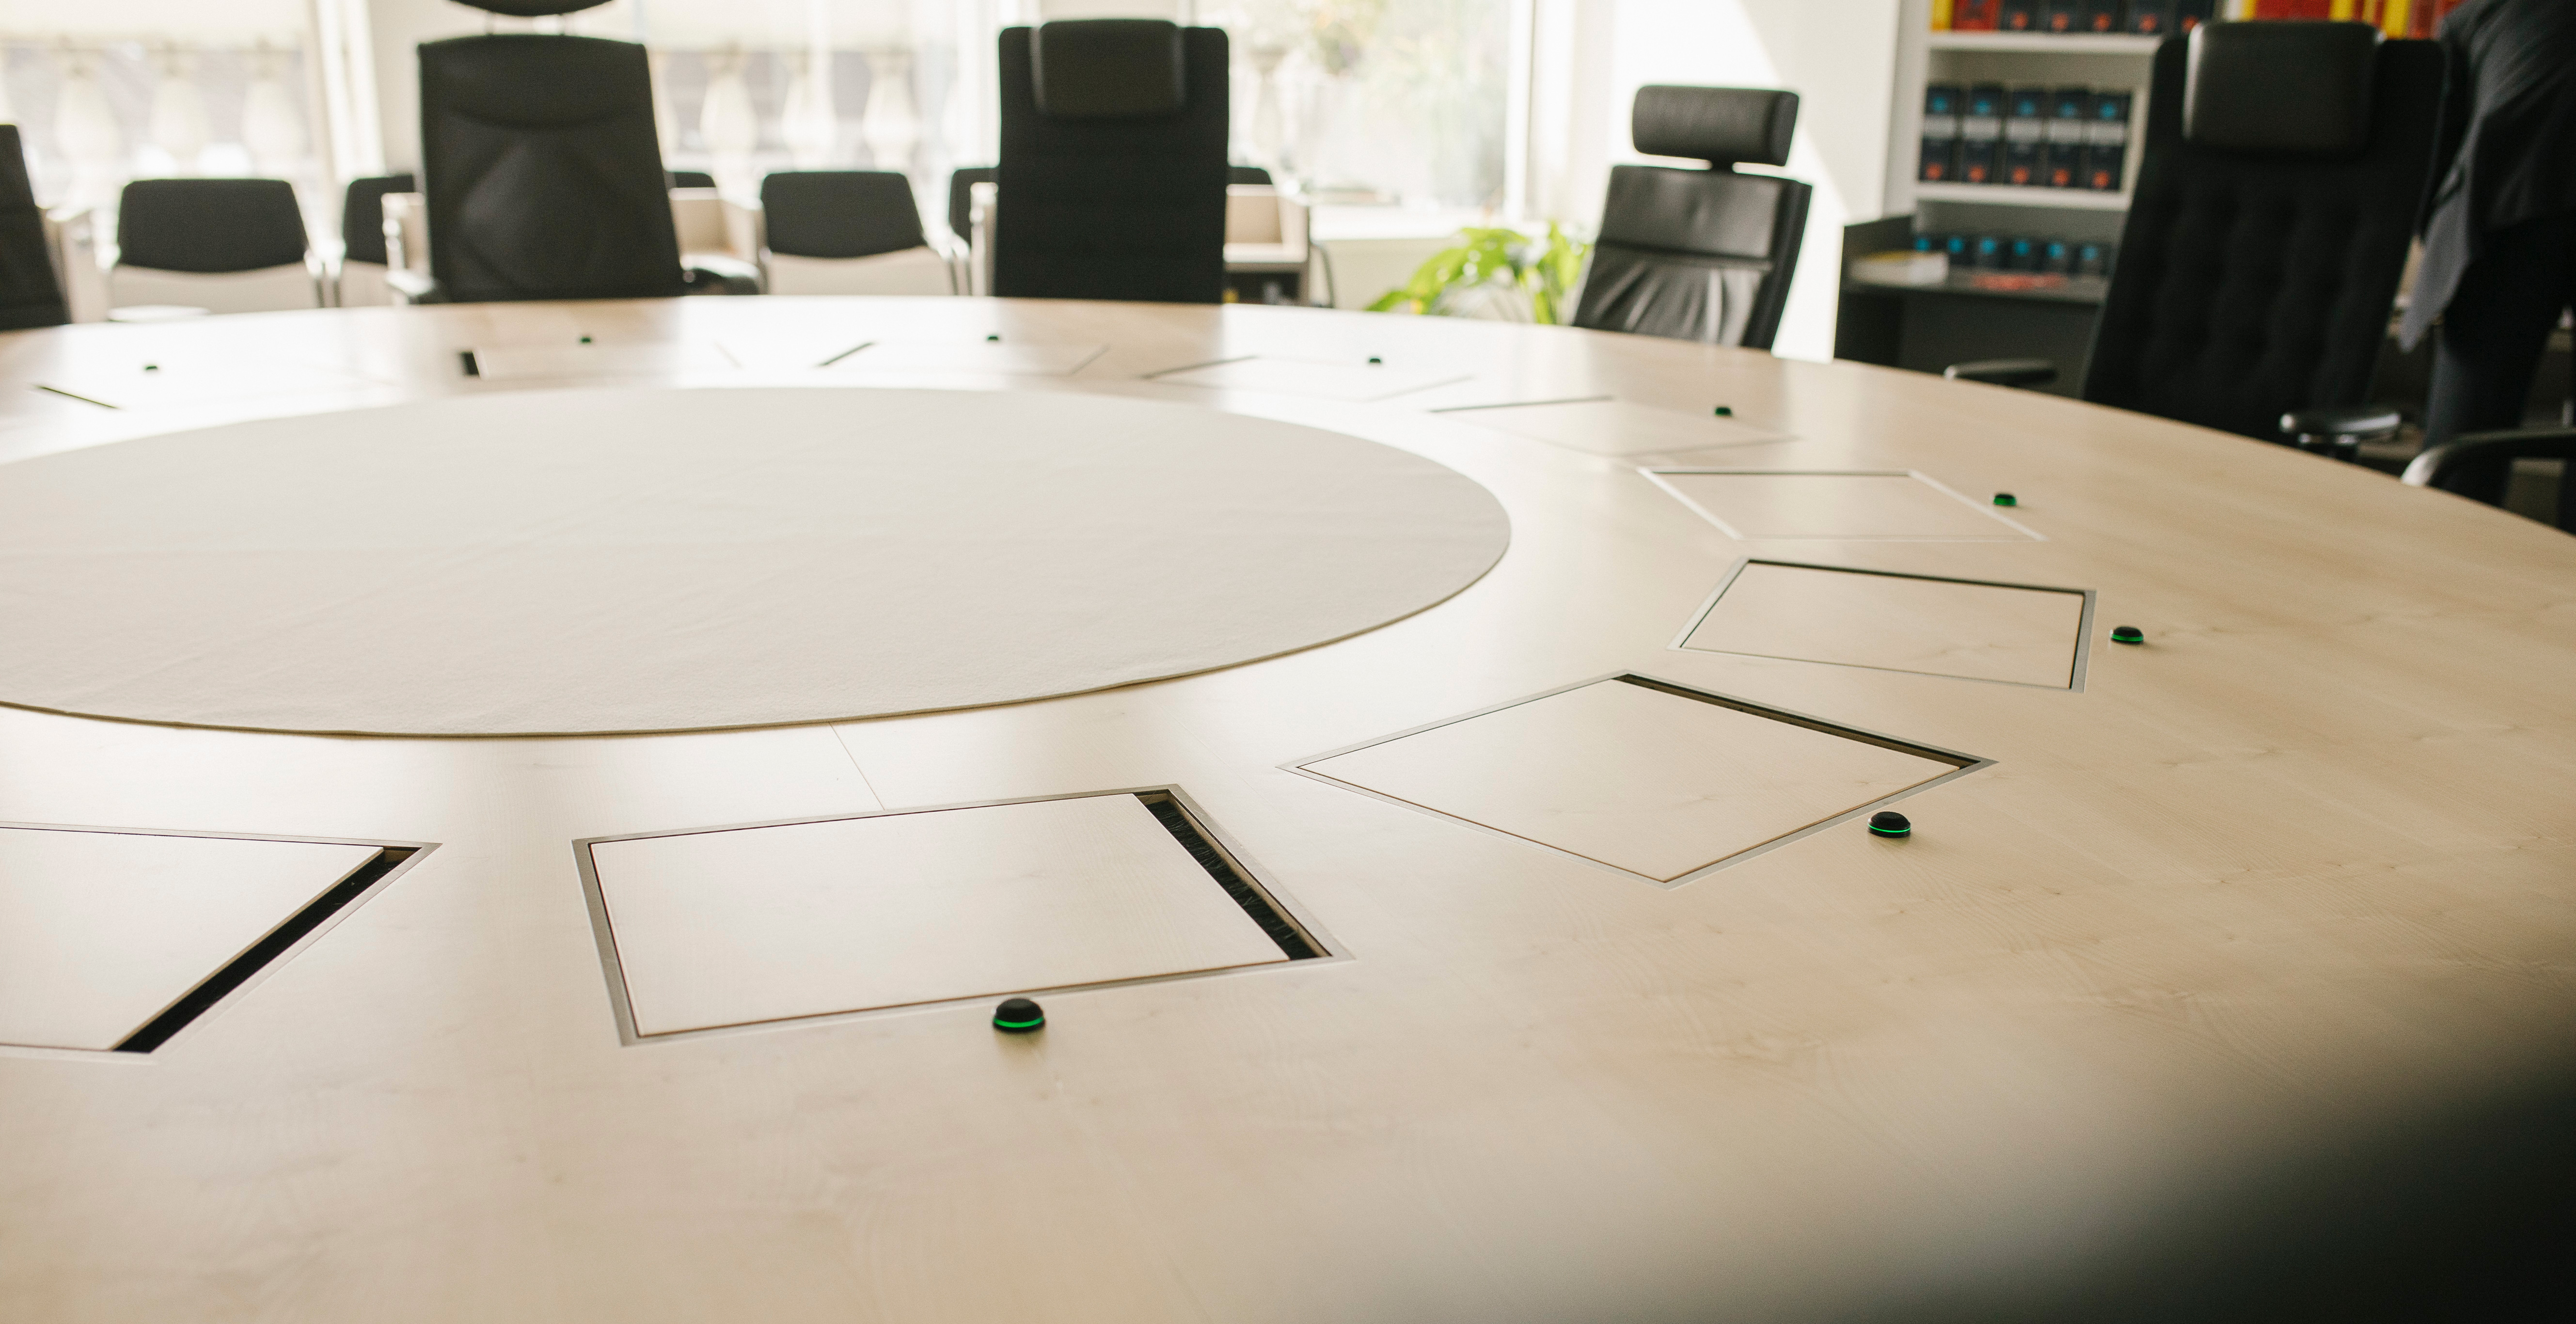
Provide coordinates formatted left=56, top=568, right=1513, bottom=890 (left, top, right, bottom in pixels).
left=1572, top=86, right=1811, bottom=350
left=2083, top=23, right=2444, bottom=440
left=760, top=171, right=928, bottom=259
left=1228, top=165, right=1272, bottom=185
left=0, top=124, right=65, bottom=330
left=994, top=19, right=1230, bottom=303
left=340, top=173, right=415, bottom=267
left=667, top=170, right=717, bottom=190
left=118, top=178, right=308, bottom=273
left=417, top=32, right=683, bottom=303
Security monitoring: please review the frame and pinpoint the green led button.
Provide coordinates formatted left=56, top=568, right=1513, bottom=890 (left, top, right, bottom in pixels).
left=1712, top=405, right=1734, bottom=417
left=1992, top=492, right=2017, bottom=506
left=2110, top=625, right=2146, bottom=645
left=993, top=996, right=1045, bottom=1033
left=1868, top=811, right=1912, bottom=838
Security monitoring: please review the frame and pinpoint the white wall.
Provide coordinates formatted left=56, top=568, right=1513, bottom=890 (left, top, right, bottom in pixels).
left=1534, top=0, right=1902, bottom=361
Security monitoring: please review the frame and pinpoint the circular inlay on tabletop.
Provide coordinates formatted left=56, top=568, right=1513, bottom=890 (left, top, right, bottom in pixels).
left=0, top=387, right=1509, bottom=735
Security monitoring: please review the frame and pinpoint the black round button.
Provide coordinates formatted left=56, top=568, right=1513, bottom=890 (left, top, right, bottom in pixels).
left=1712, top=405, right=1734, bottom=417
left=993, top=997, right=1044, bottom=1033
left=2110, top=625, right=2146, bottom=645
left=1992, top=492, right=2017, bottom=506
left=986, top=333, right=1001, bottom=342
left=1868, top=811, right=1912, bottom=838
left=1366, top=356, right=1383, bottom=365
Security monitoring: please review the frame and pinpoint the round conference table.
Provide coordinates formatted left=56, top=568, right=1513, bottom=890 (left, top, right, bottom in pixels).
left=0, top=296, right=2569, bottom=1323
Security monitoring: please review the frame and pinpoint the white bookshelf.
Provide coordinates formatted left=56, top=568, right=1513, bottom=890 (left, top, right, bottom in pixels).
left=1882, top=0, right=2159, bottom=231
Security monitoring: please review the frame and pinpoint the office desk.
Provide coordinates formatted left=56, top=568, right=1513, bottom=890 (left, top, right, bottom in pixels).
left=0, top=299, right=2570, bottom=1322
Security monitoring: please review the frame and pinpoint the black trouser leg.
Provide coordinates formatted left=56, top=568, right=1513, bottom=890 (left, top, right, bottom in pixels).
left=2423, top=212, right=2576, bottom=502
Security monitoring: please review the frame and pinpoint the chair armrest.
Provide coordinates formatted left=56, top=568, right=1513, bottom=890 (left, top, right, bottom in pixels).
left=2281, top=405, right=2402, bottom=444
left=2401, top=427, right=2576, bottom=488
left=1944, top=358, right=2059, bottom=388
left=385, top=268, right=443, bottom=304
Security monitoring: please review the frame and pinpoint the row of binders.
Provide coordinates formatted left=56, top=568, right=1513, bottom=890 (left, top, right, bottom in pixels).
left=1936, top=0, right=2211, bottom=32
left=1938, top=0, right=2465, bottom=33
left=1913, top=232, right=2118, bottom=278
left=1920, top=85, right=2134, bottom=191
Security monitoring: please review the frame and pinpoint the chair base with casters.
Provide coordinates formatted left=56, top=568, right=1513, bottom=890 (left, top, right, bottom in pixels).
left=2401, top=427, right=2576, bottom=532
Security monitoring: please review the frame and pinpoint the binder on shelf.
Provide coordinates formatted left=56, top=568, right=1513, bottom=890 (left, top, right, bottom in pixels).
left=2044, top=0, right=2082, bottom=32
left=2129, top=0, right=2178, bottom=32
left=2044, top=87, right=2090, bottom=188
left=1954, top=0, right=2002, bottom=30
left=2000, top=0, right=2040, bottom=32
left=1920, top=83, right=1965, bottom=182
left=2084, top=90, right=2133, bottom=192
left=2076, top=241, right=2116, bottom=277
left=1972, top=235, right=2007, bottom=270
left=2003, top=86, right=2047, bottom=188
left=2042, top=238, right=2074, bottom=274
left=2178, top=0, right=2217, bottom=29
left=2007, top=236, right=2041, bottom=271
left=2083, top=0, right=2127, bottom=30
left=1960, top=83, right=2006, bottom=185
left=1931, top=0, right=1954, bottom=27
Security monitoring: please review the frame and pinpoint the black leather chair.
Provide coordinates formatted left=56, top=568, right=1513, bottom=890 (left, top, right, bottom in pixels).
left=993, top=18, right=1230, bottom=303
left=417, top=0, right=683, bottom=303
left=759, top=170, right=953, bottom=295
left=762, top=171, right=928, bottom=261
left=1949, top=22, right=2446, bottom=459
left=114, top=177, right=317, bottom=313
left=946, top=166, right=995, bottom=247
left=341, top=173, right=415, bottom=270
left=2402, top=427, right=2576, bottom=531
left=0, top=124, right=66, bottom=331
left=1571, top=85, right=1812, bottom=350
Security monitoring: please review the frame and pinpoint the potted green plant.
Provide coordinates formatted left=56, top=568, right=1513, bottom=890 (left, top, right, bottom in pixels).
left=1369, top=223, right=1590, bottom=324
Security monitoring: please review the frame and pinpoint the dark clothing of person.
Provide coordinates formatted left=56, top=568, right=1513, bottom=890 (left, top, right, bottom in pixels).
left=2402, top=0, right=2576, bottom=351
left=2423, top=211, right=2576, bottom=463
left=2407, top=0, right=2576, bottom=447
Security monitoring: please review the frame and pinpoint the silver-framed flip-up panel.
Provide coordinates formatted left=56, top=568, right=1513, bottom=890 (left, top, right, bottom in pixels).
left=1287, top=673, right=1991, bottom=889
left=1673, top=558, right=2100, bottom=691
left=576, top=786, right=1341, bottom=1045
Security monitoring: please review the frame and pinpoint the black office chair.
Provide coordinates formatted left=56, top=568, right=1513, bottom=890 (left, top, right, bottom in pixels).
left=946, top=166, right=995, bottom=247
left=2402, top=427, right=2576, bottom=531
left=417, top=0, right=683, bottom=303
left=762, top=171, right=927, bottom=260
left=0, top=124, right=66, bottom=331
left=1570, top=85, right=1812, bottom=351
left=341, top=173, right=415, bottom=270
left=1948, top=23, right=2445, bottom=459
left=114, top=177, right=317, bottom=313
left=994, top=19, right=1230, bottom=304
left=950, top=161, right=1266, bottom=246
left=667, top=171, right=717, bottom=190
left=758, top=170, right=952, bottom=295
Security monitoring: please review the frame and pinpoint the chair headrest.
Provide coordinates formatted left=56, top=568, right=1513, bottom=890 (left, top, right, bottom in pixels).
left=1632, top=86, right=1798, bottom=168
left=2185, top=20, right=2381, bottom=157
left=446, top=0, right=614, bottom=14
left=1032, top=19, right=1186, bottom=120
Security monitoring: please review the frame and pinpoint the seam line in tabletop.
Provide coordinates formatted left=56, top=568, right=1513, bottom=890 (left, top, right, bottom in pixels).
left=1667, top=556, right=2102, bottom=692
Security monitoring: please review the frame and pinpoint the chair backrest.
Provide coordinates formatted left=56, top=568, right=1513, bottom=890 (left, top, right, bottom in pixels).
left=667, top=170, right=717, bottom=190
left=761, top=171, right=928, bottom=259
left=1227, top=165, right=1272, bottom=185
left=417, top=33, right=684, bottom=303
left=947, top=166, right=996, bottom=245
left=117, top=177, right=308, bottom=273
left=2083, top=22, right=2444, bottom=439
left=1571, top=85, right=1811, bottom=350
left=340, top=173, right=415, bottom=267
left=0, top=124, right=66, bottom=330
left=994, top=19, right=1230, bottom=303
